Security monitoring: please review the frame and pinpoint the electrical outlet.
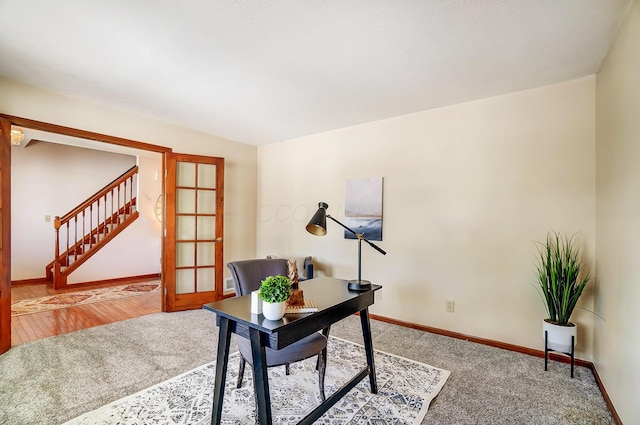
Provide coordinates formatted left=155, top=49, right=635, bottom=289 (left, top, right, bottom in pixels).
left=446, top=300, right=455, bottom=313
left=44, top=215, right=51, bottom=223
left=375, top=290, right=382, bottom=301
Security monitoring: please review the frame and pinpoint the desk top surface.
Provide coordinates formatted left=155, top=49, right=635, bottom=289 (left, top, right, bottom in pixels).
left=203, top=276, right=380, bottom=333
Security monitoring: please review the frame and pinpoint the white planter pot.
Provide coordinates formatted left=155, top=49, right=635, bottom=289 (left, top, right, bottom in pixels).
left=543, top=320, right=577, bottom=353
left=262, top=301, right=286, bottom=321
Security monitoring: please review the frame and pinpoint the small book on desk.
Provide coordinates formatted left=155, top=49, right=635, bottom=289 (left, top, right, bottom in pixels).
left=285, top=299, right=319, bottom=314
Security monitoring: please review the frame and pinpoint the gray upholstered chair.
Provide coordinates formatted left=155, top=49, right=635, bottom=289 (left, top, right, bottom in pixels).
left=227, top=258, right=328, bottom=401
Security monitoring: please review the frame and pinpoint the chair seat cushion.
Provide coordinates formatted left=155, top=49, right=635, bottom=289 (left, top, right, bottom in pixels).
left=236, top=332, right=327, bottom=367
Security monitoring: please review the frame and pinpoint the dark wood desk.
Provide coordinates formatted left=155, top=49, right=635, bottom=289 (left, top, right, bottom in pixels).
left=203, top=276, right=381, bottom=425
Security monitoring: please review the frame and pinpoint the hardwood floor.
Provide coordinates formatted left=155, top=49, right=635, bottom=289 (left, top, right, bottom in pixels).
left=11, top=281, right=161, bottom=347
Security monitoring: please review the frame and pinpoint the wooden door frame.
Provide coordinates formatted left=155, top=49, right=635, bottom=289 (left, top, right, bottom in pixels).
left=0, top=114, right=172, bottom=353
left=0, top=118, right=12, bottom=353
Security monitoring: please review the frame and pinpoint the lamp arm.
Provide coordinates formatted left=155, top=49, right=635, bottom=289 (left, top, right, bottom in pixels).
left=361, top=236, right=387, bottom=256
left=326, top=214, right=356, bottom=236
left=327, top=215, right=387, bottom=256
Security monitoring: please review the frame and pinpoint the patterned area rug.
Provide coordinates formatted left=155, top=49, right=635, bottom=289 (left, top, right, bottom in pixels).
left=65, top=336, right=450, bottom=425
left=11, top=281, right=160, bottom=316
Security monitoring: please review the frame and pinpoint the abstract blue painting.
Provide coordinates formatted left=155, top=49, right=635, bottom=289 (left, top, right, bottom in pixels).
left=344, top=177, right=383, bottom=241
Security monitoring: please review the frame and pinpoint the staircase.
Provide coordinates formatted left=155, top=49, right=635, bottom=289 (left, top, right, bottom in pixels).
left=46, top=166, right=140, bottom=289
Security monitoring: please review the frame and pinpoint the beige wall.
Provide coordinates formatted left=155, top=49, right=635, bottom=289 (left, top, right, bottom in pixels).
left=1, top=77, right=258, bottom=282
left=595, top=1, right=640, bottom=423
left=258, top=77, right=596, bottom=359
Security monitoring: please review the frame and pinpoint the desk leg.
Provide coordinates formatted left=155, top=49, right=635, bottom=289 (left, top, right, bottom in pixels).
left=360, top=308, right=378, bottom=394
left=249, top=327, right=272, bottom=424
left=211, top=317, right=232, bottom=425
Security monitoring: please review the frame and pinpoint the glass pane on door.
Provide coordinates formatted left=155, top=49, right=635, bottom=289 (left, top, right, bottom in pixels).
left=177, top=216, right=196, bottom=240
left=176, top=189, right=195, bottom=213
left=197, top=242, right=215, bottom=266
left=197, top=190, right=216, bottom=214
left=176, top=269, right=195, bottom=294
left=176, top=242, right=195, bottom=267
left=198, top=164, right=216, bottom=189
left=197, top=216, right=215, bottom=239
left=197, top=268, right=215, bottom=291
left=177, top=162, right=196, bottom=186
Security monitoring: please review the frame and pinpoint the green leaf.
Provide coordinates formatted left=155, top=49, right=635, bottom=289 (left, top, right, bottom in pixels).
left=258, top=275, right=292, bottom=303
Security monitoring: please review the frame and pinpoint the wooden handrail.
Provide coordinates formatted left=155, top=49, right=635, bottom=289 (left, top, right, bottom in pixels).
left=57, top=165, right=138, bottom=226
left=49, top=165, right=140, bottom=289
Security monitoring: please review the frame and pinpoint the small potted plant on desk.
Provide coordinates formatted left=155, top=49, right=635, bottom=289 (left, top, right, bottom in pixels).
left=534, top=231, right=590, bottom=376
left=258, top=275, right=292, bottom=320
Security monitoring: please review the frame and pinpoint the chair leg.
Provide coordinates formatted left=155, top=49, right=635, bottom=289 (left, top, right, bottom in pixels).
left=285, top=363, right=290, bottom=375
left=237, top=357, right=246, bottom=389
left=317, top=351, right=327, bottom=401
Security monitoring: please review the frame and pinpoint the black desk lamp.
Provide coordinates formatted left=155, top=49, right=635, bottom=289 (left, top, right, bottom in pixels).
left=306, top=202, right=386, bottom=291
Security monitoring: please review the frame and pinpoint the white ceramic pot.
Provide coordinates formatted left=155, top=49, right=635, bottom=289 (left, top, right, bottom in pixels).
left=543, top=320, right=577, bottom=353
left=262, top=301, right=286, bottom=321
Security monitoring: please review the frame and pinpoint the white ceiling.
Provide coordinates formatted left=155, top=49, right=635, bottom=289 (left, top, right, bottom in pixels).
left=0, top=1, right=633, bottom=146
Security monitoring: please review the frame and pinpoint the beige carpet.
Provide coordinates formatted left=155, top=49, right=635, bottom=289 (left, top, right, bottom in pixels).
left=0, top=311, right=616, bottom=425
left=10, top=280, right=160, bottom=316
left=64, top=336, right=450, bottom=424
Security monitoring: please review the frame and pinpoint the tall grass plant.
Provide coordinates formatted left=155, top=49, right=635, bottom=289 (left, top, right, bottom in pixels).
left=535, top=231, right=590, bottom=326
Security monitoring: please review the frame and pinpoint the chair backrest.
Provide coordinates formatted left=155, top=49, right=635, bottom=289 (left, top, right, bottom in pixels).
left=227, top=258, right=289, bottom=296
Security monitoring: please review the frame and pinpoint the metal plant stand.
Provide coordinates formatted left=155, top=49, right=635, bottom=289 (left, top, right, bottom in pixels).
left=544, top=330, right=575, bottom=378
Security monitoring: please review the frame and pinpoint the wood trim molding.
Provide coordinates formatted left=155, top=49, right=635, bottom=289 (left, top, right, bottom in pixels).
left=369, top=313, right=622, bottom=425
left=11, top=277, right=51, bottom=286
left=1, top=113, right=169, bottom=314
left=0, top=114, right=172, bottom=154
left=12, top=273, right=160, bottom=289
left=589, top=361, right=623, bottom=425
left=58, top=273, right=161, bottom=290
left=0, top=118, right=12, bottom=353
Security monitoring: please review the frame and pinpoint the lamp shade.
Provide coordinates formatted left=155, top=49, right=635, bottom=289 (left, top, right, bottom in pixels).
left=305, top=202, right=328, bottom=236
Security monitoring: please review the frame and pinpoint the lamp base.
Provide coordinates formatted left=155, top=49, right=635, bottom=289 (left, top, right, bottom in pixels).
left=348, top=279, right=372, bottom=291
